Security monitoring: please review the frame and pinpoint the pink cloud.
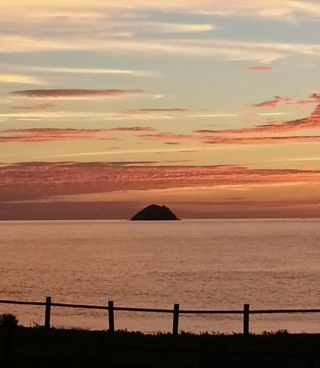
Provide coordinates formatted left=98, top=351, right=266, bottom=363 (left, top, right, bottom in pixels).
left=245, top=66, right=275, bottom=71
left=194, top=102, right=320, bottom=140
left=1, top=162, right=320, bottom=202
left=252, top=94, right=319, bottom=108
left=252, top=96, right=285, bottom=108
left=201, top=136, right=320, bottom=145
left=293, top=100, right=318, bottom=106
left=11, top=104, right=55, bottom=110
left=10, top=89, right=143, bottom=100
left=0, top=127, right=161, bottom=143
left=108, top=127, right=157, bottom=132
left=140, top=133, right=192, bottom=140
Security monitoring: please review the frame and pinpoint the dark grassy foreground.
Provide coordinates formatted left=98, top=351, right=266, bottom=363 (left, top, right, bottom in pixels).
left=1, top=326, right=320, bottom=368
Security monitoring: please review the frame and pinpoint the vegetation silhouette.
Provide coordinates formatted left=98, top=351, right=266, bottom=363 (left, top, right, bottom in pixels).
left=0, top=314, right=18, bottom=328
left=0, top=326, right=320, bottom=367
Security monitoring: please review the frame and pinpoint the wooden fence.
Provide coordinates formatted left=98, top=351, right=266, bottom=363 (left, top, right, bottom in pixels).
left=1, top=297, right=320, bottom=335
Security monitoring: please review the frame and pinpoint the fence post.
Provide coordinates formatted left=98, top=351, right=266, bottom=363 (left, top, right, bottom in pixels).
left=108, top=301, right=115, bottom=333
left=243, top=304, right=249, bottom=335
left=172, top=304, right=179, bottom=336
left=44, top=296, right=51, bottom=329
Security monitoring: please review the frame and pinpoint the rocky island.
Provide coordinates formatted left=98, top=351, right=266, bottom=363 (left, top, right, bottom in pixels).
left=130, top=204, right=179, bottom=221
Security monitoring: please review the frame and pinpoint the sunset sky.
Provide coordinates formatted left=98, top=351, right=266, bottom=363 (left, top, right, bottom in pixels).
left=1, top=0, right=320, bottom=219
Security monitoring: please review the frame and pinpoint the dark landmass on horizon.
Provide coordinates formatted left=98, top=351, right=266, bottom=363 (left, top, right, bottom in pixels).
left=131, top=204, right=179, bottom=221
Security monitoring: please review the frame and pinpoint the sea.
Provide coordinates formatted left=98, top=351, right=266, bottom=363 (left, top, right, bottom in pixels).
left=1, top=219, right=320, bottom=334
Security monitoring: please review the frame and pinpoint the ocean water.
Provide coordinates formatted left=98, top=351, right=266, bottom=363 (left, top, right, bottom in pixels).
left=0, top=219, right=320, bottom=334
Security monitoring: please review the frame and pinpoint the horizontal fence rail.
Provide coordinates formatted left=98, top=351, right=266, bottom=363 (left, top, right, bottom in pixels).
left=2, top=298, right=320, bottom=335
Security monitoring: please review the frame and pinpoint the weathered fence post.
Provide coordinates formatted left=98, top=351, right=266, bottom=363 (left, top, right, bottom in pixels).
left=44, top=296, right=51, bottom=329
left=243, top=304, right=249, bottom=335
left=172, top=304, right=179, bottom=336
left=108, top=301, right=115, bottom=333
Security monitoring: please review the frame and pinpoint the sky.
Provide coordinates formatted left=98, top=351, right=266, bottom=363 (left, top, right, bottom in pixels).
left=0, top=0, right=320, bottom=219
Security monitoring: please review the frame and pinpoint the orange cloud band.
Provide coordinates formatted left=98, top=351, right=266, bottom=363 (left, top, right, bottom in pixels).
left=1, top=162, right=319, bottom=202
left=0, top=127, right=157, bottom=143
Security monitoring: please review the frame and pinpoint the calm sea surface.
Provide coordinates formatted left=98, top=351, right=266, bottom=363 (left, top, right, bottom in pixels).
left=1, top=219, right=320, bottom=334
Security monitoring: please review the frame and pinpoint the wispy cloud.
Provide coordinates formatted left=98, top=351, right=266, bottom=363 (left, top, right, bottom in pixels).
left=123, top=108, right=186, bottom=114
left=193, top=103, right=320, bottom=144
left=0, top=127, right=156, bottom=143
left=201, top=136, right=320, bottom=145
left=252, top=96, right=286, bottom=108
left=0, top=35, right=77, bottom=53
left=117, top=21, right=216, bottom=34
left=46, top=147, right=194, bottom=159
left=256, top=112, right=287, bottom=116
left=10, top=89, right=143, bottom=100
left=3, top=104, right=319, bottom=145
left=245, top=66, right=275, bottom=72
left=187, top=114, right=238, bottom=118
left=140, top=133, right=193, bottom=141
left=11, top=104, right=54, bottom=110
left=252, top=95, right=320, bottom=108
left=20, top=66, right=159, bottom=78
left=0, top=74, right=45, bottom=85
left=107, top=127, right=157, bottom=132
left=2, top=33, right=320, bottom=64
left=194, top=120, right=320, bottom=139
left=0, top=111, right=173, bottom=121
left=152, top=23, right=214, bottom=33
left=1, top=1, right=320, bottom=20
left=0, top=128, right=118, bottom=143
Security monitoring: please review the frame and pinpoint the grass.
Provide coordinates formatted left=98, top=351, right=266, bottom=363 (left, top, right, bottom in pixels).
left=1, top=326, right=320, bottom=367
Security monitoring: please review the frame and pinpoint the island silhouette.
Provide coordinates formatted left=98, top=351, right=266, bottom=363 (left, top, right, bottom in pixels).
left=131, top=204, right=179, bottom=221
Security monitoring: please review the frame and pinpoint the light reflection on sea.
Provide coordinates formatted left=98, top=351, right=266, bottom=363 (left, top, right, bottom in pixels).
left=0, top=219, right=320, bottom=334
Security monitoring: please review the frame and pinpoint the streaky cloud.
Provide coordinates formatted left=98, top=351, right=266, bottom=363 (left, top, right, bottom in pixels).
left=21, top=66, right=160, bottom=78
left=0, top=111, right=173, bottom=121
left=252, top=96, right=285, bottom=108
left=0, top=128, right=120, bottom=143
left=193, top=103, right=320, bottom=144
left=0, top=127, right=156, bottom=143
left=123, top=108, right=187, bottom=114
left=107, top=127, right=157, bottom=132
left=1, top=1, right=320, bottom=21
left=245, top=66, right=275, bottom=71
left=0, top=74, right=45, bottom=85
left=123, top=21, right=216, bottom=34
left=11, top=104, right=54, bottom=110
left=201, top=136, right=320, bottom=145
left=2, top=34, right=320, bottom=63
left=140, top=133, right=192, bottom=140
left=188, top=114, right=238, bottom=118
left=10, top=88, right=143, bottom=100
left=252, top=95, right=319, bottom=108
left=1, top=162, right=320, bottom=202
